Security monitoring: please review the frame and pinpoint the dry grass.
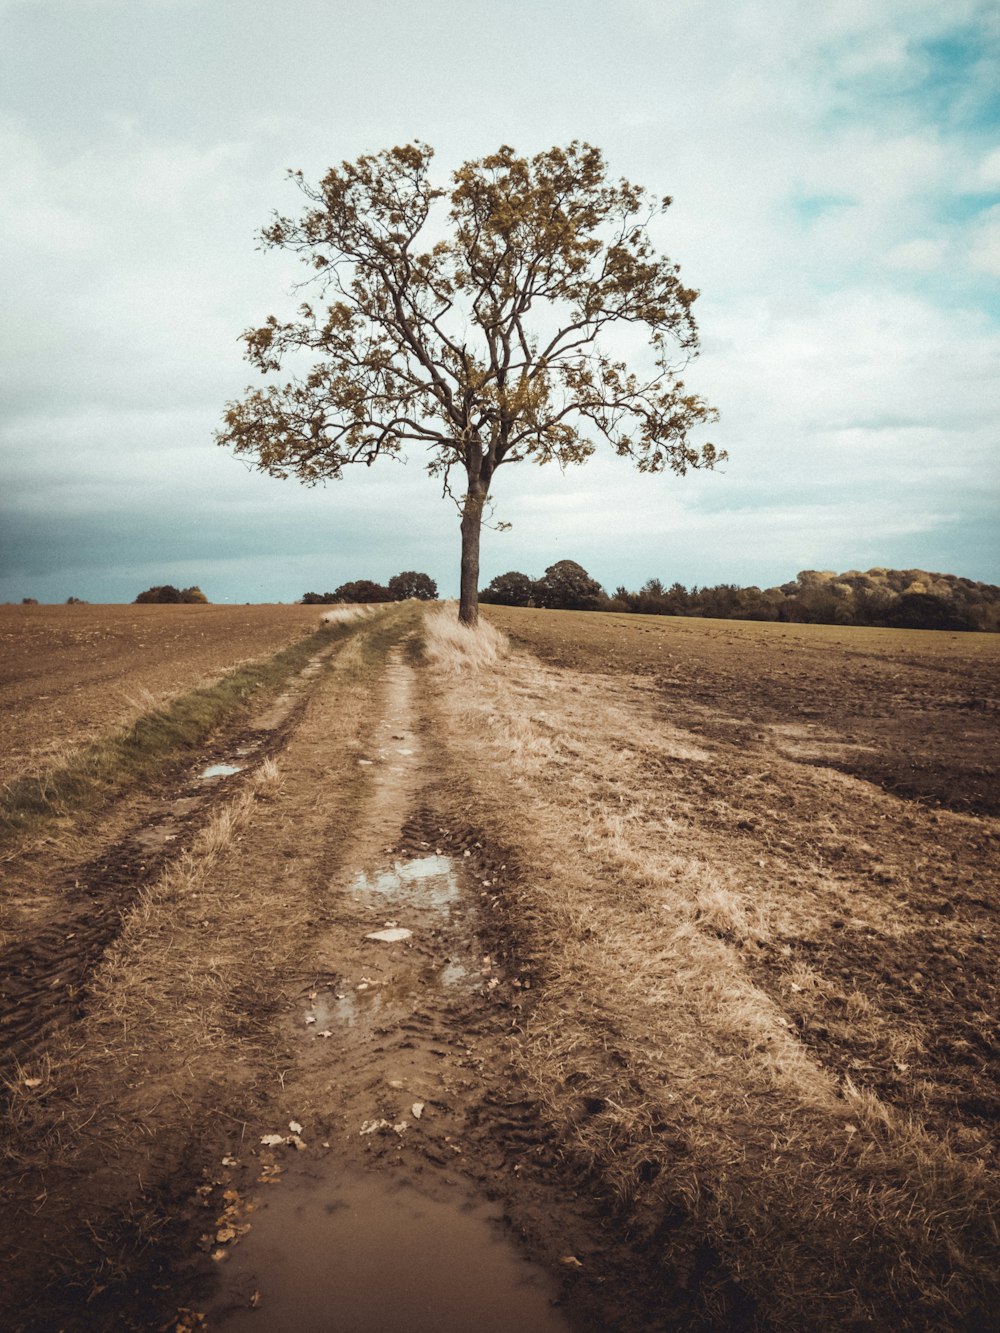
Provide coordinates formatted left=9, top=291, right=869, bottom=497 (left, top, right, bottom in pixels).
left=426, top=639, right=1000, bottom=1329
left=320, top=605, right=375, bottom=624
left=420, top=601, right=509, bottom=671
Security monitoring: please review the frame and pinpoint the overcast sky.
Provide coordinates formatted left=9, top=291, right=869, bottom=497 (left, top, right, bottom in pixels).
left=2, top=0, right=998, bottom=604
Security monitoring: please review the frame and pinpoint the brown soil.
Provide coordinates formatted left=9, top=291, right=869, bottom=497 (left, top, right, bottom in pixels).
left=0, top=603, right=320, bottom=785
left=491, top=609, right=1000, bottom=815
left=484, top=608, right=1000, bottom=1135
left=1, top=606, right=997, bottom=1332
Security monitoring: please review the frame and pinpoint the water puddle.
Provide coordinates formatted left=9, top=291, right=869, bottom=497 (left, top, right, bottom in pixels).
left=304, top=986, right=383, bottom=1031
left=133, top=823, right=179, bottom=853
left=205, top=1169, right=572, bottom=1332
left=201, top=762, right=243, bottom=779
left=439, top=959, right=468, bottom=987
left=352, top=855, right=460, bottom=913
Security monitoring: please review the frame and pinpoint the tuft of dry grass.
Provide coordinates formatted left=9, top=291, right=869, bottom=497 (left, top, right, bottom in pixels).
left=421, top=602, right=509, bottom=671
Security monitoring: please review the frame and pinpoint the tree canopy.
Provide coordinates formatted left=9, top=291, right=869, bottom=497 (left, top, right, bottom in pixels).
left=387, top=570, right=438, bottom=601
left=135, top=585, right=208, bottom=604
left=217, top=141, right=720, bottom=623
left=535, top=560, right=605, bottom=610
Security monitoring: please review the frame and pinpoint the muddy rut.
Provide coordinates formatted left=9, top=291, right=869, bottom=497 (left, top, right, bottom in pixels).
left=0, top=638, right=336, bottom=1076
left=198, top=654, right=573, bottom=1330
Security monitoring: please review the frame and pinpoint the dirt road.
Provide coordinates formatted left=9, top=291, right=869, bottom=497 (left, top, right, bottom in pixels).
left=1, top=606, right=997, bottom=1331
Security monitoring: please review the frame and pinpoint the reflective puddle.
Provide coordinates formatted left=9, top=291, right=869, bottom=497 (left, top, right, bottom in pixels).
left=352, top=855, right=460, bottom=912
left=200, top=762, right=243, bottom=779
left=205, top=1170, right=572, bottom=1332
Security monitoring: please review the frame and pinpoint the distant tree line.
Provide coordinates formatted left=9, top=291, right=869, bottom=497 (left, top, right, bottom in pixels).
left=301, top=571, right=438, bottom=605
left=481, top=564, right=1000, bottom=631
left=135, top=585, right=209, bottom=604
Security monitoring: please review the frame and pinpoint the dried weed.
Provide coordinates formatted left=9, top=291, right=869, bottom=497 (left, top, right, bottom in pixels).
left=421, top=602, right=509, bottom=672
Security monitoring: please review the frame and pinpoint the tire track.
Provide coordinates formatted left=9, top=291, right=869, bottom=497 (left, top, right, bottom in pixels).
left=0, top=643, right=337, bottom=1080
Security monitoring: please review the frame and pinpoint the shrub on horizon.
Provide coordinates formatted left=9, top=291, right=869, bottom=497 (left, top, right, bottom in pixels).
left=332, top=579, right=391, bottom=604
left=135, top=585, right=210, bottom=604
left=387, top=571, right=438, bottom=601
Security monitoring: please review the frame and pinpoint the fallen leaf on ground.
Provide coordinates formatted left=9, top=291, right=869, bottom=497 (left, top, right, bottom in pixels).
left=221, top=1156, right=238, bottom=1167
left=260, top=1134, right=285, bottom=1147
left=22, top=1077, right=42, bottom=1089
left=288, top=1120, right=303, bottom=1134
left=411, top=1102, right=424, bottom=1119
left=560, top=1255, right=584, bottom=1268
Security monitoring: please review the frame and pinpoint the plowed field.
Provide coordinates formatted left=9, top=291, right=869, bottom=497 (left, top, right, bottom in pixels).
left=0, top=603, right=320, bottom=784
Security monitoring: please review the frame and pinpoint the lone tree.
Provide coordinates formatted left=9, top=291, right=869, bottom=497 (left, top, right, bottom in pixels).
left=217, top=142, right=721, bottom=624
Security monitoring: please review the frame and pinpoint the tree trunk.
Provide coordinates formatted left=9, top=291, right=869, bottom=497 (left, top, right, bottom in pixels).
left=458, top=484, right=486, bottom=626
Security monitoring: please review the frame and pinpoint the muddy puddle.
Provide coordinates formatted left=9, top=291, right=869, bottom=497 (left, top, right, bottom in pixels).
left=205, top=1168, right=572, bottom=1332
left=351, top=854, right=460, bottom=912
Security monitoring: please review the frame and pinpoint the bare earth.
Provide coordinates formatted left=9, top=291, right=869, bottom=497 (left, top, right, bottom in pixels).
left=1, top=605, right=997, bottom=1332
left=0, top=603, right=321, bottom=785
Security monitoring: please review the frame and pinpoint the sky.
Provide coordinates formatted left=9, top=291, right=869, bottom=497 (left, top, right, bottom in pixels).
left=1, top=0, right=998, bottom=604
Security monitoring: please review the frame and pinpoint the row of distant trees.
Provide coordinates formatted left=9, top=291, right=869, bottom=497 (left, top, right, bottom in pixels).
left=481, top=564, right=1000, bottom=632
left=22, top=566, right=996, bottom=631
left=300, top=571, right=438, bottom=604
